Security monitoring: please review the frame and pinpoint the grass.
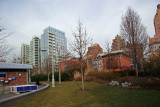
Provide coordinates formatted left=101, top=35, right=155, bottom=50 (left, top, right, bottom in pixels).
left=15, top=81, right=160, bottom=107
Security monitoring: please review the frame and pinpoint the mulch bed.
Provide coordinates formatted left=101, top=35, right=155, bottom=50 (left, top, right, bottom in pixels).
left=76, top=76, right=160, bottom=91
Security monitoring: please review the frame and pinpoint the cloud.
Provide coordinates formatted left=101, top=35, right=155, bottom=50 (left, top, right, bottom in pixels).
left=0, top=0, right=159, bottom=60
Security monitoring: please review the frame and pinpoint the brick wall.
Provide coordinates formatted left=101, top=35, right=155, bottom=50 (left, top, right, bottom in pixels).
left=102, top=53, right=131, bottom=70
left=4, top=72, right=28, bottom=86
left=59, top=60, right=80, bottom=71
left=87, top=44, right=103, bottom=65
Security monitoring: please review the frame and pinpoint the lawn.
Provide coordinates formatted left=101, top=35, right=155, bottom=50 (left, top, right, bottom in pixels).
left=15, top=81, right=160, bottom=107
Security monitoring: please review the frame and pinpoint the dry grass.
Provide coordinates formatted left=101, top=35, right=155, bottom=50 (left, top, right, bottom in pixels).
left=14, top=81, right=160, bottom=107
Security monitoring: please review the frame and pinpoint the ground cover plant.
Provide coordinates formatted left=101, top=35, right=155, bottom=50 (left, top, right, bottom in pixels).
left=86, top=70, right=160, bottom=90
left=15, top=81, right=160, bottom=107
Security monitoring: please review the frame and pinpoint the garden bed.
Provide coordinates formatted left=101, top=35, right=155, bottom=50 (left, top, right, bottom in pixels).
left=76, top=75, right=160, bottom=91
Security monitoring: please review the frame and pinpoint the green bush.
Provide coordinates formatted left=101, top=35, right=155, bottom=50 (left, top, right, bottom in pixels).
left=31, top=73, right=48, bottom=82
left=143, top=57, right=160, bottom=77
left=63, top=69, right=75, bottom=80
left=112, top=69, right=136, bottom=77
left=49, top=71, right=70, bottom=81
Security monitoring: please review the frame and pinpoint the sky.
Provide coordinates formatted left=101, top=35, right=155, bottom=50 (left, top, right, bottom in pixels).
left=0, top=0, right=159, bottom=60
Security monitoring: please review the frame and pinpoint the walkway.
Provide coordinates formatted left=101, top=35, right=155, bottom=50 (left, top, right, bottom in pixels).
left=0, top=82, right=49, bottom=106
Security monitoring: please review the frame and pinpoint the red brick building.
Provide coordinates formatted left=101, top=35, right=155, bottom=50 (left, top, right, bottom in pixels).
left=94, top=50, right=131, bottom=71
left=0, top=63, right=33, bottom=86
left=59, top=60, right=80, bottom=71
left=111, top=35, right=125, bottom=51
left=149, top=36, right=160, bottom=58
left=154, top=4, right=160, bottom=37
left=87, top=44, right=103, bottom=65
left=149, top=4, right=160, bottom=58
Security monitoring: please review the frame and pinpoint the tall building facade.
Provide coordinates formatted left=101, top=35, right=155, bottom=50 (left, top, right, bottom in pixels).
left=111, top=35, right=125, bottom=51
left=41, top=26, right=67, bottom=71
left=86, top=43, right=103, bottom=65
left=21, top=43, right=29, bottom=64
left=149, top=35, right=160, bottom=58
left=154, top=4, right=160, bottom=36
left=149, top=4, right=160, bottom=58
left=29, top=36, right=41, bottom=71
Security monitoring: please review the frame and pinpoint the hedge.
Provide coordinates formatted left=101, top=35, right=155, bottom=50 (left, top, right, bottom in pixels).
left=49, top=71, right=70, bottom=81
left=31, top=71, right=71, bottom=82
left=31, top=73, right=48, bottom=82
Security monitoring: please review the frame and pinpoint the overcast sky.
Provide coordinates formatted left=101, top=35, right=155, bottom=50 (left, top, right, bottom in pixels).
left=0, top=0, right=159, bottom=59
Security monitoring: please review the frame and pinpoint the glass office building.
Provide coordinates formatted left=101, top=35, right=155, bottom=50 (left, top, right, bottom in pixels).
left=41, top=26, right=67, bottom=71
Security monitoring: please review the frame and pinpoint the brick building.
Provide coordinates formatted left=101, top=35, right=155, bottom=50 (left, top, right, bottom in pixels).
left=111, top=35, right=125, bottom=51
left=87, top=44, right=103, bottom=65
left=94, top=53, right=104, bottom=69
left=59, top=60, right=80, bottom=71
left=0, top=63, right=33, bottom=86
left=154, top=4, right=160, bottom=37
left=149, top=36, right=160, bottom=58
left=94, top=50, right=131, bottom=71
left=149, top=4, right=160, bottom=58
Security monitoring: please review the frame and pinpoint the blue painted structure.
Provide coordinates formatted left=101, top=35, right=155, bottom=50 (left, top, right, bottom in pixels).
left=10, top=85, right=38, bottom=93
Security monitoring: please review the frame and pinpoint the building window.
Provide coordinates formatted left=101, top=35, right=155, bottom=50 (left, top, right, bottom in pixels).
left=90, top=53, right=93, bottom=56
left=88, top=59, right=92, bottom=65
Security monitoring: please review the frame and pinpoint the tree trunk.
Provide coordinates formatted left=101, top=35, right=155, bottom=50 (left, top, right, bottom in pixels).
left=48, top=72, right=50, bottom=81
left=141, top=59, right=144, bottom=72
left=81, top=63, right=84, bottom=91
left=59, top=70, right=61, bottom=84
left=136, top=63, right=138, bottom=77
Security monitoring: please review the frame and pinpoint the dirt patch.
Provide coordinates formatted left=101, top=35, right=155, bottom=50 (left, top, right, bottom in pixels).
left=77, top=89, right=89, bottom=93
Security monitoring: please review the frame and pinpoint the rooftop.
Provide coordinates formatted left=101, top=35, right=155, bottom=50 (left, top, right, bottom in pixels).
left=0, top=63, right=33, bottom=70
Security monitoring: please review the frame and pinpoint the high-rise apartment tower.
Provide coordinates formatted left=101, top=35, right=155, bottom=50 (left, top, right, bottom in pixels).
left=21, top=43, right=29, bottom=64
left=41, top=26, right=67, bottom=71
left=29, top=36, right=41, bottom=71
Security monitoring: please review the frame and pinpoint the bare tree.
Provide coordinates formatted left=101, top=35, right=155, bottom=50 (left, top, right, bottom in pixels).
left=11, top=53, right=21, bottom=63
left=70, top=19, right=92, bottom=91
left=0, top=22, right=13, bottom=58
left=105, top=40, right=118, bottom=70
left=120, top=7, right=149, bottom=77
left=43, top=56, right=52, bottom=81
left=105, top=40, right=112, bottom=70
left=54, top=44, right=68, bottom=84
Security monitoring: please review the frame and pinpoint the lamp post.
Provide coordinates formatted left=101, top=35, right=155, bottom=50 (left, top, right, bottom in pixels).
left=41, top=46, right=55, bottom=87
left=51, top=45, right=55, bottom=87
left=29, top=70, right=31, bottom=82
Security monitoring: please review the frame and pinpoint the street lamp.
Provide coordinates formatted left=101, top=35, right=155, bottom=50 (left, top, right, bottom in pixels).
left=51, top=46, right=55, bottom=87
left=41, top=46, right=55, bottom=87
